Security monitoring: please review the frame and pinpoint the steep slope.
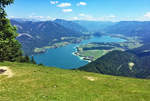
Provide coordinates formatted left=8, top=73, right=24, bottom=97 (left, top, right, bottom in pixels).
left=10, top=20, right=83, bottom=54
left=79, top=50, right=150, bottom=78
left=106, top=21, right=150, bottom=42
left=75, top=20, right=115, bottom=32
left=0, top=62, right=150, bottom=101
left=54, top=19, right=88, bottom=33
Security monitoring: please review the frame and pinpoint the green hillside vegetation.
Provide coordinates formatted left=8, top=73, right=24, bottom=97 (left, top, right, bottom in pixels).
left=0, top=0, right=22, bottom=62
left=10, top=19, right=88, bottom=55
left=77, top=50, right=108, bottom=61
left=0, top=62, right=150, bottom=101
left=33, top=36, right=90, bottom=54
left=0, top=0, right=32, bottom=63
left=54, top=19, right=88, bottom=33
left=75, top=35, right=143, bottom=61
left=79, top=50, right=150, bottom=78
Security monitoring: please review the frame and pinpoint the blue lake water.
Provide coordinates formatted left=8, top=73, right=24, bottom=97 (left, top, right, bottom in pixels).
left=33, top=36, right=126, bottom=69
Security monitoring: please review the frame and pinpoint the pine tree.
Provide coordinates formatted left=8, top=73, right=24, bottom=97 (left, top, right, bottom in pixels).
left=25, top=55, right=30, bottom=63
left=0, top=0, right=22, bottom=62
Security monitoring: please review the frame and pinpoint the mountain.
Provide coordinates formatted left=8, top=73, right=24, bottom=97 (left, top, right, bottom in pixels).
left=54, top=19, right=88, bottom=33
left=106, top=21, right=150, bottom=42
left=10, top=18, right=39, bottom=22
left=11, top=19, right=150, bottom=56
left=10, top=19, right=83, bottom=55
left=1, top=62, right=150, bottom=101
left=79, top=50, right=150, bottom=78
left=75, top=20, right=115, bottom=32
left=78, top=21, right=150, bottom=79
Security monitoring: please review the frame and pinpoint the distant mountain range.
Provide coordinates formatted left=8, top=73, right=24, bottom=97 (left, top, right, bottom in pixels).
left=79, top=21, right=150, bottom=79
left=54, top=19, right=88, bottom=33
left=75, top=20, right=115, bottom=32
left=10, top=19, right=86, bottom=54
left=10, top=18, right=150, bottom=54
left=11, top=18, right=118, bottom=55
left=10, top=19, right=150, bottom=78
left=106, top=21, right=150, bottom=42
left=10, top=18, right=39, bottom=22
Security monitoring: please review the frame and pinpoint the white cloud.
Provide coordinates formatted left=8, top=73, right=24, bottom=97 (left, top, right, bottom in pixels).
left=79, top=13, right=92, bottom=18
left=131, top=12, right=150, bottom=21
left=9, top=16, right=15, bottom=18
left=144, top=12, right=150, bottom=18
left=28, top=15, right=55, bottom=21
left=29, top=15, right=44, bottom=19
left=108, top=15, right=116, bottom=18
left=79, top=13, right=86, bottom=16
left=57, top=3, right=71, bottom=7
left=78, top=13, right=118, bottom=21
left=68, top=17, right=79, bottom=20
left=62, top=9, right=72, bottom=13
left=97, top=15, right=117, bottom=21
left=78, top=13, right=95, bottom=20
left=77, top=2, right=87, bottom=6
left=50, top=1, right=59, bottom=5
left=72, top=17, right=78, bottom=20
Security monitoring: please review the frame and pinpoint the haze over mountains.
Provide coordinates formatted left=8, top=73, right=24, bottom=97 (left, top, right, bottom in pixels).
left=10, top=18, right=116, bottom=54
left=11, top=18, right=150, bottom=53
left=10, top=19, right=85, bottom=54
left=78, top=21, right=150, bottom=78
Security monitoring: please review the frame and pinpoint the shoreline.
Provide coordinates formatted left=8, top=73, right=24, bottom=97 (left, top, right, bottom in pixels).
left=34, top=35, right=127, bottom=62
left=34, top=43, right=70, bottom=54
left=72, top=46, right=92, bottom=63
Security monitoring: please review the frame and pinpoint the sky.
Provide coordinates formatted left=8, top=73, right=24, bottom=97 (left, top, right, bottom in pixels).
left=6, top=0, right=150, bottom=21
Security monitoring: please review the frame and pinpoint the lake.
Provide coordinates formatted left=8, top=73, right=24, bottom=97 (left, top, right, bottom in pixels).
left=33, top=36, right=126, bottom=69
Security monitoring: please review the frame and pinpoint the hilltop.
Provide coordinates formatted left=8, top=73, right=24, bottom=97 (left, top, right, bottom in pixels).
left=0, top=62, right=150, bottom=101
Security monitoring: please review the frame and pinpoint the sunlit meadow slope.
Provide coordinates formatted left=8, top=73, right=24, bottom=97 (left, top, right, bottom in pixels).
left=0, top=62, right=150, bottom=101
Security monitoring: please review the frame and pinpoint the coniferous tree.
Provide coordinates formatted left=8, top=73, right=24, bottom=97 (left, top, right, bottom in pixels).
left=0, top=0, right=22, bottom=62
left=25, top=55, right=30, bottom=62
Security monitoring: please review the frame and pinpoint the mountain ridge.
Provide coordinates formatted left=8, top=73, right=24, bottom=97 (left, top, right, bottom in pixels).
left=10, top=19, right=85, bottom=55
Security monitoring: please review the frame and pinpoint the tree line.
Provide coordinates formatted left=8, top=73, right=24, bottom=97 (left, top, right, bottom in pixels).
left=0, top=0, right=36, bottom=64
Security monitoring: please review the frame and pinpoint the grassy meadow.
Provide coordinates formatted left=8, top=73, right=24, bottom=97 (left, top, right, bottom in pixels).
left=0, top=62, right=150, bottom=101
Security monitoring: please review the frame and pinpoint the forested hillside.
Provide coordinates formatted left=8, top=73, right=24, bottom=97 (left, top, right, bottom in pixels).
left=79, top=50, right=150, bottom=78
left=105, top=21, right=150, bottom=42
left=75, top=20, right=115, bottom=32
left=10, top=19, right=85, bottom=54
left=54, top=19, right=88, bottom=33
left=79, top=21, right=150, bottom=78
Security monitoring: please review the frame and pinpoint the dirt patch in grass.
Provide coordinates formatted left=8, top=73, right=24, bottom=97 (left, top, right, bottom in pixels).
left=84, top=76, right=97, bottom=81
left=0, top=66, right=13, bottom=78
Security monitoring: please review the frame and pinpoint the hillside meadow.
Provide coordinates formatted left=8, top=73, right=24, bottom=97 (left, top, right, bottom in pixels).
left=0, top=62, right=150, bottom=101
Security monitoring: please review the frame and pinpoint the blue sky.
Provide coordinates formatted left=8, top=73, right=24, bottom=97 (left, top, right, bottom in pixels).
left=6, top=0, right=150, bottom=21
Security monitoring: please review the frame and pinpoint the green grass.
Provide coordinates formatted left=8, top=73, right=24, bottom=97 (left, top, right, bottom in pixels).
left=34, top=42, right=69, bottom=53
left=79, top=50, right=108, bottom=60
left=0, top=62, right=150, bottom=101
left=77, top=36, right=143, bottom=60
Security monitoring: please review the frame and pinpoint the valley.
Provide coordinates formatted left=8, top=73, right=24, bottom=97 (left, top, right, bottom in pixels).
left=75, top=35, right=143, bottom=61
left=11, top=19, right=89, bottom=55
left=10, top=18, right=150, bottom=78
left=33, top=36, right=90, bottom=53
left=2, top=0, right=150, bottom=100
left=33, top=35, right=126, bottom=68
